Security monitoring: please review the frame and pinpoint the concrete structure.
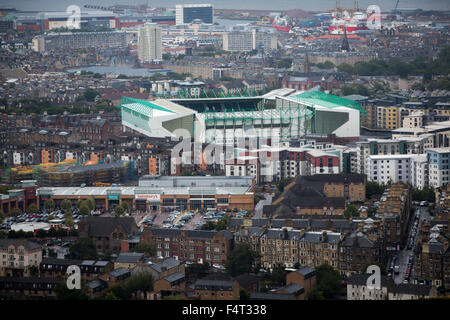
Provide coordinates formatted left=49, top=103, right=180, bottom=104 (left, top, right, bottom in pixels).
left=427, top=148, right=450, bottom=188
left=119, top=91, right=362, bottom=145
left=367, top=154, right=428, bottom=188
left=175, top=4, right=214, bottom=25
left=138, top=24, right=162, bottom=62
left=32, top=31, right=128, bottom=52
left=223, top=30, right=277, bottom=52
left=37, top=176, right=255, bottom=212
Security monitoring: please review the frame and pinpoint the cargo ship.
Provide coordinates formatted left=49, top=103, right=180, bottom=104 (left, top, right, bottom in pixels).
left=272, top=15, right=291, bottom=32
left=328, top=10, right=369, bottom=34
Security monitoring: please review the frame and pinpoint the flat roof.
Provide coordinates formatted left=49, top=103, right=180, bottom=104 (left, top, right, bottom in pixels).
left=37, top=186, right=252, bottom=196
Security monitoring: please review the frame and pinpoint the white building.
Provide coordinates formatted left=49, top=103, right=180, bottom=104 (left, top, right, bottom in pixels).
left=223, top=30, right=277, bottom=52
left=138, top=24, right=162, bottom=63
left=427, top=148, right=450, bottom=188
left=367, top=154, right=428, bottom=188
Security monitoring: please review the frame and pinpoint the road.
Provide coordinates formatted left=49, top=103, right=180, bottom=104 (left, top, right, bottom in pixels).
left=254, top=193, right=273, bottom=218
left=393, top=206, right=429, bottom=284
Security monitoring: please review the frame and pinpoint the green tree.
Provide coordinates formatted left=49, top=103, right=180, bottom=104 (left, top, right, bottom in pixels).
left=186, top=263, right=211, bottom=281
left=278, top=57, right=293, bottom=69
left=67, top=238, right=98, bottom=260
left=77, top=199, right=83, bottom=209
left=61, top=199, right=72, bottom=213
left=86, top=198, right=96, bottom=211
left=83, top=89, right=100, bottom=102
left=65, top=213, right=75, bottom=228
left=10, top=208, right=22, bottom=217
left=54, top=282, right=89, bottom=300
left=79, top=204, right=90, bottom=216
left=0, top=210, right=5, bottom=223
left=344, top=204, right=359, bottom=219
left=314, top=264, right=343, bottom=299
left=27, top=203, right=39, bottom=213
left=226, top=243, right=260, bottom=277
left=240, top=289, right=250, bottom=300
left=307, top=287, right=325, bottom=300
left=412, top=186, right=436, bottom=203
left=366, top=181, right=386, bottom=199
left=131, top=242, right=156, bottom=257
left=121, top=201, right=130, bottom=212
left=114, top=205, right=125, bottom=217
left=44, top=199, right=55, bottom=210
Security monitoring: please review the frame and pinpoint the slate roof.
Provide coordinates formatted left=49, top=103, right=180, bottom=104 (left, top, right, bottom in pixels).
left=276, top=283, right=304, bottom=295
left=109, top=268, right=131, bottom=278
left=250, top=292, right=296, bottom=300
left=390, top=284, right=433, bottom=296
left=82, top=216, right=136, bottom=237
left=193, top=279, right=235, bottom=291
left=115, top=252, right=144, bottom=264
left=163, top=272, right=185, bottom=283
left=0, top=239, right=42, bottom=250
left=148, top=257, right=181, bottom=273
left=347, top=273, right=394, bottom=288
left=235, top=274, right=260, bottom=288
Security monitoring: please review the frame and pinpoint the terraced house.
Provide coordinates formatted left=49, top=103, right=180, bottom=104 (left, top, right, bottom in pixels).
left=140, top=227, right=233, bottom=266
left=235, top=227, right=341, bottom=270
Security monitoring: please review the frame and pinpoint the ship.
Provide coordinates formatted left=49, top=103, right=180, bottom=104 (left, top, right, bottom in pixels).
left=272, top=15, right=291, bottom=32
left=328, top=10, right=369, bottom=34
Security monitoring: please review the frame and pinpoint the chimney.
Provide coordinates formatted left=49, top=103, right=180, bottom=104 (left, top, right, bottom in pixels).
left=282, top=227, right=288, bottom=240
left=322, top=231, right=328, bottom=242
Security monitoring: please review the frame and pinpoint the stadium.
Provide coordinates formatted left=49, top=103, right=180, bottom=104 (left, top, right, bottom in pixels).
left=119, top=91, right=365, bottom=145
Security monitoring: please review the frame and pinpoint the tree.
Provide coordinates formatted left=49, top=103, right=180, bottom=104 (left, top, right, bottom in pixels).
left=83, top=89, right=100, bottom=102
left=79, top=204, right=90, bottom=216
left=270, top=264, right=286, bottom=286
left=313, top=264, right=343, bottom=299
left=278, top=57, right=293, bottom=69
left=307, top=287, right=325, bottom=300
left=67, top=238, right=98, bottom=260
left=186, top=263, right=211, bottom=281
left=240, top=289, right=250, bottom=300
left=131, top=242, right=156, bottom=257
left=44, top=199, right=55, bottom=210
left=366, top=181, right=386, bottom=199
left=54, top=282, right=89, bottom=300
left=77, top=199, right=83, bottom=208
left=0, top=210, right=4, bottom=223
left=127, top=272, right=154, bottom=297
left=121, top=201, right=130, bottom=212
left=201, top=221, right=215, bottom=230
left=344, top=204, right=359, bottom=219
left=65, top=213, right=75, bottom=228
left=277, top=178, right=292, bottom=193
left=10, top=208, right=22, bottom=217
left=61, top=199, right=72, bottom=212
left=86, top=198, right=95, bottom=211
left=27, top=203, right=39, bottom=213
left=412, top=186, right=435, bottom=203
left=36, top=229, right=47, bottom=238
left=114, top=205, right=125, bottom=217
left=226, top=243, right=260, bottom=277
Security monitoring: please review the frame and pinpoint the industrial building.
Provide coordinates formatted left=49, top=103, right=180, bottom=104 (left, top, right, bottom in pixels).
left=119, top=91, right=363, bottom=145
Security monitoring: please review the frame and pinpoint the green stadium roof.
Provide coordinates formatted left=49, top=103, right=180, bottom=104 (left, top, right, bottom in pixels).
left=120, top=97, right=176, bottom=117
left=291, top=91, right=361, bottom=109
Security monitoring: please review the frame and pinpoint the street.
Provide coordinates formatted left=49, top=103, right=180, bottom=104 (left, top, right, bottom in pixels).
left=254, top=193, right=273, bottom=218
left=393, top=206, right=429, bottom=284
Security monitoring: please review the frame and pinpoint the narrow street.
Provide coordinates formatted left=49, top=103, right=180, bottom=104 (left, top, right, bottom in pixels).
left=393, top=206, right=429, bottom=284
left=254, top=193, right=273, bottom=218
